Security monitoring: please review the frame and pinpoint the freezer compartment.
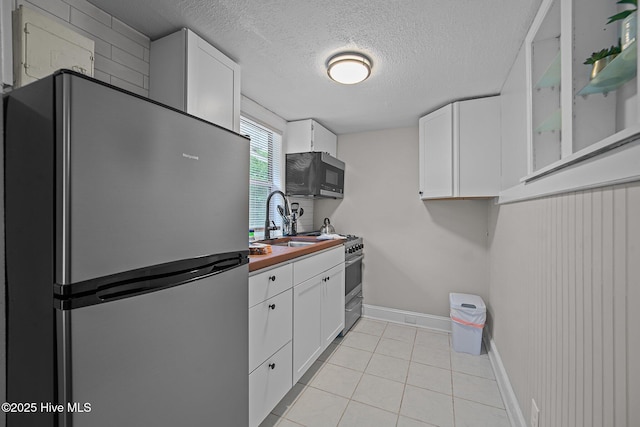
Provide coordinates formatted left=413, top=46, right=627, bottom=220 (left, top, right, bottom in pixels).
left=56, top=72, right=249, bottom=284
left=57, top=264, right=249, bottom=427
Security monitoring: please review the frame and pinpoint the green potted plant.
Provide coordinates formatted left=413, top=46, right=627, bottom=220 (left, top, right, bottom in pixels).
left=607, top=0, right=637, bottom=50
left=584, top=39, right=622, bottom=79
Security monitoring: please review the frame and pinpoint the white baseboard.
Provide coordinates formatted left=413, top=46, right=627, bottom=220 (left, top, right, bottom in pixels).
left=362, top=304, right=451, bottom=333
left=485, top=336, right=526, bottom=427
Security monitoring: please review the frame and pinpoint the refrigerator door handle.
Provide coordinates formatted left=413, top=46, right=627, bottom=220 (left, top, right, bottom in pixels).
left=96, top=255, right=246, bottom=302
left=56, top=251, right=248, bottom=309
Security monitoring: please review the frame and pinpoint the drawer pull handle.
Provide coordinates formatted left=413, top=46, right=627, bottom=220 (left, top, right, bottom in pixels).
left=269, top=275, right=276, bottom=281
left=269, top=304, right=276, bottom=310
left=269, top=363, right=276, bottom=370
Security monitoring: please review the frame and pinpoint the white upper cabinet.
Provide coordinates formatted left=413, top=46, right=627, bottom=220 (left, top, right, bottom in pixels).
left=419, top=104, right=454, bottom=198
left=286, top=119, right=338, bottom=157
left=150, top=29, right=241, bottom=132
left=418, top=96, right=501, bottom=199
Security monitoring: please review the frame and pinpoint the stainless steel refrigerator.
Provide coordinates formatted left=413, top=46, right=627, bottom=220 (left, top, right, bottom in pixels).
left=4, top=70, right=249, bottom=427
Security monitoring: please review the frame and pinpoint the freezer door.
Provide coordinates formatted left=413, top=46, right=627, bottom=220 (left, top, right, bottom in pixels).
left=56, top=73, right=249, bottom=284
left=57, top=264, right=248, bottom=427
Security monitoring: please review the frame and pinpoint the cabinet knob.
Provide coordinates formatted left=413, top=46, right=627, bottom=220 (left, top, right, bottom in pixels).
left=269, top=304, right=276, bottom=310
left=326, top=276, right=330, bottom=281
left=269, top=275, right=276, bottom=281
left=269, top=363, right=276, bottom=370
left=419, top=191, right=423, bottom=195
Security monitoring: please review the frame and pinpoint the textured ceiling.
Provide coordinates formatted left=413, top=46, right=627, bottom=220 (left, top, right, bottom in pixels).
left=88, top=0, right=541, bottom=134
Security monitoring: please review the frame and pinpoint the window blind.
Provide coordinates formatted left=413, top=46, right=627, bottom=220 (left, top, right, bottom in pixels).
left=241, top=116, right=282, bottom=231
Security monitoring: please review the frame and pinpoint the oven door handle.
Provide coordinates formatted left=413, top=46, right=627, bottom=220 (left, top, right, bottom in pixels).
left=345, top=254, right=364, bottom=267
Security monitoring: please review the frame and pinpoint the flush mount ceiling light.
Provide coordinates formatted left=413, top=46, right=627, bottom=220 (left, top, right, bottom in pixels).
left=327, top=53, right=372, bottom=84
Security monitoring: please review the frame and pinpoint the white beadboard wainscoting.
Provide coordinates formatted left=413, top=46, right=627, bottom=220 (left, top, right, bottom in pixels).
left=489, top=182, right=640, bottom=427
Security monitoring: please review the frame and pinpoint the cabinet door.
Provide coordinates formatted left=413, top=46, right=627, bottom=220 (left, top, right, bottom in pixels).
left=292, top=276, right=323, bottom=384
left=458, top=97, right=501, bottom=197
left=150, top=29, right=240, bottom=132
left=285, top=119, right=313, bottom=153
left=322, top=264, right=345, bottom=347
left=312, top=121, right=337, bottom=156
left=248, top=289, right=292, bottom=373
left=419, top=104, right=453, bottom=198
left=249, top=342, right=292, bottom=427
left=185, top=31, right=240, bottom=132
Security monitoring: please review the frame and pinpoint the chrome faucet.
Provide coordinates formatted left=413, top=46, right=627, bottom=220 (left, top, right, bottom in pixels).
left=265, top=190, right=291, bottom=239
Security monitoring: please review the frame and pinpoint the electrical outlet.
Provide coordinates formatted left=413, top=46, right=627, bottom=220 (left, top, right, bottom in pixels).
left=531, top=398, right=540, bottom=427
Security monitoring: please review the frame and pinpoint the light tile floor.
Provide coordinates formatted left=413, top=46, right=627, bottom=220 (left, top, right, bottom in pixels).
left=260, top=318, right=511, bottom=427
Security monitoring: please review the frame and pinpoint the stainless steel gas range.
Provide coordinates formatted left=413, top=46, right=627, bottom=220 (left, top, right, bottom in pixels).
left=342, top=235, right=364, bottom=335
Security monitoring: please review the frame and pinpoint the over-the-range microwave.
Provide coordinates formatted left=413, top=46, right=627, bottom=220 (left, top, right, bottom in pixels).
left=285, top=152, right=345, bottom=199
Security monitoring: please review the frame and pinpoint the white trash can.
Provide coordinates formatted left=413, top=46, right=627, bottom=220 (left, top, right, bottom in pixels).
left=449, top=293, right=486, bottom=355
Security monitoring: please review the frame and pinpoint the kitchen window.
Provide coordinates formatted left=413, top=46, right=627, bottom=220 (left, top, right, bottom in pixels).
left=242, top=116, right=283, bottom=233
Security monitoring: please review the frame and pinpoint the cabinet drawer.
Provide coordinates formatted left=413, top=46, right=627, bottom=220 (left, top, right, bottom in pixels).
left=249, top=263, right=293, bottom=307
left=249, top=289, right=292, bottom=373
left=249, top=341, right=292, bottom=427
left=293, top=246, right=344, bottom=285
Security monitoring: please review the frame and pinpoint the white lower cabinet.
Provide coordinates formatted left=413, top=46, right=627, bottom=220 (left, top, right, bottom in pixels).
left=292, top=274, right=324, bottom=383
left=249, top=342, right=292, bottom=427
left=249, top=266, right=293, bottom=427
left=293, top=260, right=345, bottom=384
left=322, top=265, right=345, bottom=348
left=248, top=246, right=344, bottom=426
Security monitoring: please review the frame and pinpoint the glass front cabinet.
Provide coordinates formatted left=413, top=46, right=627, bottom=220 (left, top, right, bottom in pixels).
left=526, top=0, right=638, bottom=178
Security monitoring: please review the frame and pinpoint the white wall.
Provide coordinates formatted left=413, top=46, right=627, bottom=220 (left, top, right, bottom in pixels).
left=10, top=0, right=150, bottom=96
left=488, top=182, right=640, bottom=427
left=314, top=127, right=491, bottom=317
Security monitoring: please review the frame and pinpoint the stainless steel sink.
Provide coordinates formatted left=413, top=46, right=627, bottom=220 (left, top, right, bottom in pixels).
left=273, top=241, right=316, bottom=247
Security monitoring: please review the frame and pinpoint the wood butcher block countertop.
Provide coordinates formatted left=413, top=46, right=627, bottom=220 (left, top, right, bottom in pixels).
left=249, top=237, right=344, bottom=272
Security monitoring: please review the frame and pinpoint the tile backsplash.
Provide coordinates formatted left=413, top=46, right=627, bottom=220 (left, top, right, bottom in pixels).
left=15, top=0, right=150, bottom=96
left=289, top=197, right=315, bottom=234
